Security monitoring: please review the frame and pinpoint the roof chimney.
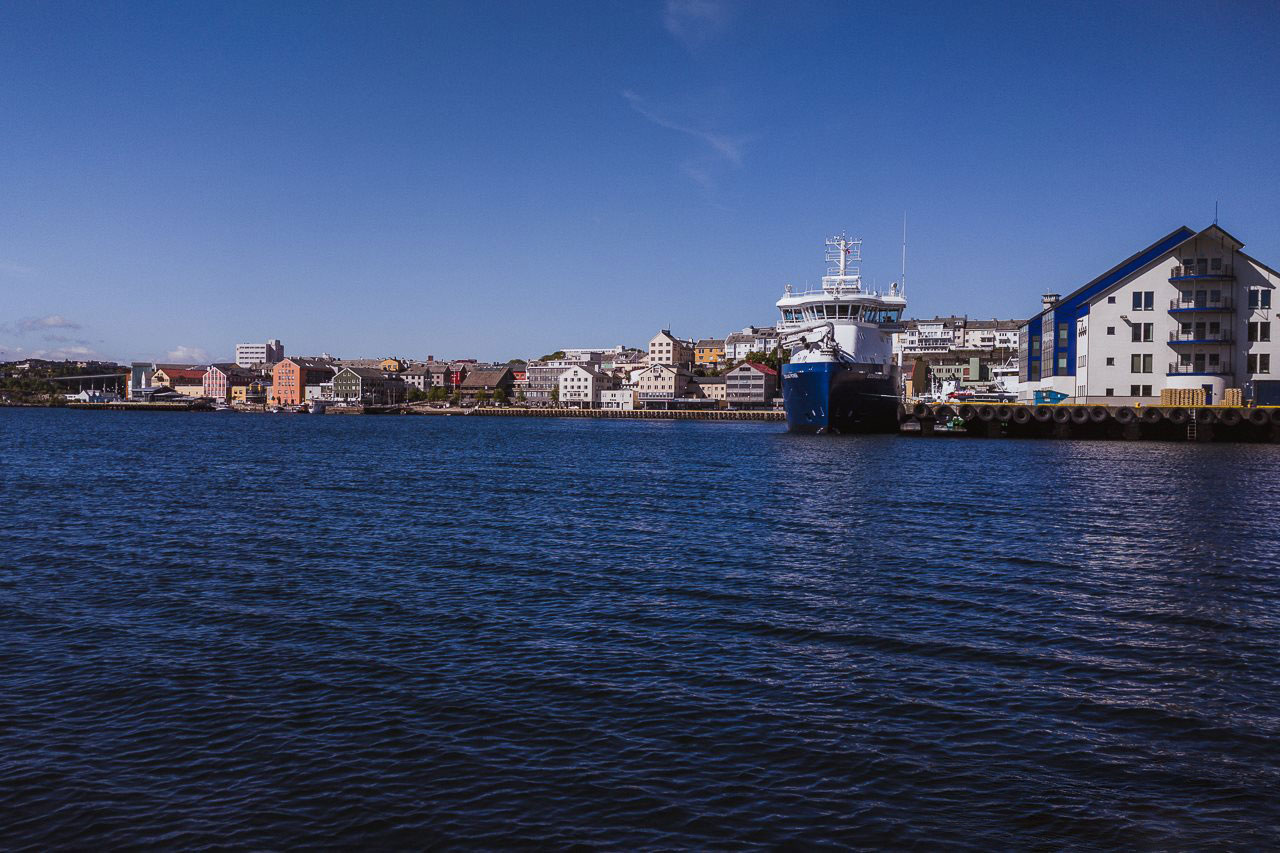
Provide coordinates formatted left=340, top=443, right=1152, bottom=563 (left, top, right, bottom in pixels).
left=1041, top=293, right=1061, bottom=312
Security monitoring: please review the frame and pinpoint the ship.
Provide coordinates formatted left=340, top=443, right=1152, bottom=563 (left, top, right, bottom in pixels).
left=777, top=234, right=906, bottom=433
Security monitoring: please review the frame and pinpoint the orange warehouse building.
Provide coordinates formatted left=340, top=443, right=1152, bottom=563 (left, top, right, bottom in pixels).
left=272, top=357, right=335, bottom=405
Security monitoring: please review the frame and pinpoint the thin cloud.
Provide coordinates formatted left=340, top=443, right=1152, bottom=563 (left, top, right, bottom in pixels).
left=622, top=89, right=745, bottom=166
left=0, top=260, right=36, bottom=278
left=18, top=314, right=82, bottom=333
left=663, top=0, right=731, bottom=48
left=165, top=345, right=210, bottom=364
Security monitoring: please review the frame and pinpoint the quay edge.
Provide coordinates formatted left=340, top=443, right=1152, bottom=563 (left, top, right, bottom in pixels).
left=901, top=401, right=1280, bottom=442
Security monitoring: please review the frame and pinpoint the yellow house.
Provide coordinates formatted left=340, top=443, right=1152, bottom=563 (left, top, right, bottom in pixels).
left=231, top=381, right=268, bottom=404
left=695, top=338, right=725, bottom=367
left=380, top=357, right=404, bottom=372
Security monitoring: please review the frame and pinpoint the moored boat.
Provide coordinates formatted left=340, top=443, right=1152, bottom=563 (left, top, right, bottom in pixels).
left=777, top=234, right=906, bottom=433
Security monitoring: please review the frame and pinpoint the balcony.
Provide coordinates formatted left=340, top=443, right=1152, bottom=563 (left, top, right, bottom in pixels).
left=1169, top=297, right=1233, bottom=313
left=1168, top=330, right=1232, bottom=344
left=1169, top=263, right=1234, bottom=281
left=1167, top=361, right=1232, bottom=376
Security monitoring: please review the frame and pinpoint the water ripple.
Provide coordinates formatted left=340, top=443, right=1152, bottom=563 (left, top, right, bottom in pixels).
left=1, top=409, right=1279, bottom=848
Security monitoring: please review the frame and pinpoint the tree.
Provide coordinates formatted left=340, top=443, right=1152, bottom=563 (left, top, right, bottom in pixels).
left=477, top=389, right=492, bottom=405
left=506, top=358, right=527, bottom=366
left=492, top=386, right=508, bottom=404
left=427, top=386, right=446, bottom=402
left=550, top=384, right=560, bottom=403
left=515, top=388, right=526, bottom=403
left=449, top=391, right=461, bottom=406
left=539, top=350, right=566, bottom=361
left=744, top=348, right=787, bottom=372
left=406, top=387, right=428, bottom=403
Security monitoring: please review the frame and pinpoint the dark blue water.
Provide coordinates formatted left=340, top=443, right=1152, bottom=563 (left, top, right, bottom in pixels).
left=2, top=408, right=1279, bottom=848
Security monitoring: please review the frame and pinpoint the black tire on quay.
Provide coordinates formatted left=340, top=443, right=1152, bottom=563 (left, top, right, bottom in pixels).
left=1192, top=408, right=1213, bottom=424
left=1033, top=406, right=1054, bottom=422
left=959, top=406, right=979, bottom=421
left=997, top=406, right=1014, bottom=422
left=912, top=402, right=930, bottom=419
left=1219, top=408, right=1241, bottom=426
left=1070, top=407, right=1090, bottom=424
left=1167, top=408, right=1189, bottom=424
left=1089, top=406, right=1110, bottom=423
left=1247, top=408, right=1268, bottom=425
left=1012, top=407, right=1032, bottom=424
left=1114, top=407, right=1136, bottom=424
left=977, top=405, right=996, bottom=422
left=1141, top=407, right=1163, bottom=423
left=1052, top=407, right=1071, bottom=423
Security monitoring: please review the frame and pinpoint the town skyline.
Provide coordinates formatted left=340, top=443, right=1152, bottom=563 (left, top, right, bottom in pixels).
left=3, top=2, right=1278, bottom=363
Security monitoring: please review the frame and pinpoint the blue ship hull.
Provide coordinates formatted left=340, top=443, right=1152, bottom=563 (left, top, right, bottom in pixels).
left=781, top=362, right=900, bottom=434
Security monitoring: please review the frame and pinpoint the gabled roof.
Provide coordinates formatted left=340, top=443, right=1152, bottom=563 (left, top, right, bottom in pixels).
left=737, top=362, right=778, bottom=376
left=460, top=367, right=512, bottom=388
left=282, top=357, right=336, bottom=370
left=695, top=338, right=725, bottom=348
left=156, top=367, right=207, bottom=382
left=1045, top=226, right=1196, bottom=316
left=336, top=366, right=390, bottom=379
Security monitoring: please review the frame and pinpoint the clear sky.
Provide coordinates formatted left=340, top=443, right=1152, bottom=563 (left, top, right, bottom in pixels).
left=2, top=0, right=1278, bottom=364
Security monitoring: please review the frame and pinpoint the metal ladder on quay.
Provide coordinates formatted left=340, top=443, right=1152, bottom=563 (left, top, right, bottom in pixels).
left=1187, top=409, right=1198, bottom=442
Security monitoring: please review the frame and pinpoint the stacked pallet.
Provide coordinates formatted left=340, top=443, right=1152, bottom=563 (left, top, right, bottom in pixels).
left=1160, top=387, right=1206, bottom=407
left=1223, top=388, right=1244, bottom=407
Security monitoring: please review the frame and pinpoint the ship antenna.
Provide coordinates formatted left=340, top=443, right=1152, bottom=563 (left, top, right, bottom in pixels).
left=901, top=213, right=907, bottom=298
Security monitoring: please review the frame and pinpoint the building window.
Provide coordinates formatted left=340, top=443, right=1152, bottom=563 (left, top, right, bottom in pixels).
left=1142, top=384, right=1152, bottom=396
left=1211, top=257, right=1222, bottom=271
left=1263, top=354, right=1272, bottom=374
left=1105, top=357, right=1115, bottom=366
left=1105, top=388, right=1114, bottom=396
left=1131, top=354, right=1152, bottom=373
left=1107, top=296, right=1116, bottom=304
left=1130, top=384, right=1141, bottom=396
left=1106, top=326, right=1115, bottom=335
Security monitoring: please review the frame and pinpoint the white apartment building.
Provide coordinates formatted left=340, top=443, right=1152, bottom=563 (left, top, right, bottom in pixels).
left=558, top=365, right=616, bottom=408
left=635, top=363, right=691, bottom=407
left=1020, top=224, right=1280, bottom=405
left=723, top=326, right=779, bottom=362
left=893, top=318, right=1020, bottom=356
left=648, top=330, right=694, bottom=366
left=521, top=352, right=603, bottom=404
left=235, top=339, right=284, bottom=368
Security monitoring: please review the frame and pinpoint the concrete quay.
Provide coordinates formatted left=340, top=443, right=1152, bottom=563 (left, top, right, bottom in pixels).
left=902, top=402, right=1280, bottom=442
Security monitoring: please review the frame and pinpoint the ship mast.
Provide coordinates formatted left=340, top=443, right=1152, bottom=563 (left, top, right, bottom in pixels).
left=824, top=233, right=862, bottom=292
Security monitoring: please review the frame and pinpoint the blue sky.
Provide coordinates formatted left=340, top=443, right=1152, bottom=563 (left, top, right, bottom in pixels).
left=2, top=0, right=1278, bottom=363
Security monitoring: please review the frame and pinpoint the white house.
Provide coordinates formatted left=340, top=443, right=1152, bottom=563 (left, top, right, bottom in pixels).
left=558, top=365, right=616, bottom=408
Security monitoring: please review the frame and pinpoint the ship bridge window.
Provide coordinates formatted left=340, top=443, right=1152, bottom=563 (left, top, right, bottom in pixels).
left=836, top=305, right=850, bottom=319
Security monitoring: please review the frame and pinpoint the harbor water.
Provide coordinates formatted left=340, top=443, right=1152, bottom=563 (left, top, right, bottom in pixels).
left=2, top=408, right=1279, bottom=847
